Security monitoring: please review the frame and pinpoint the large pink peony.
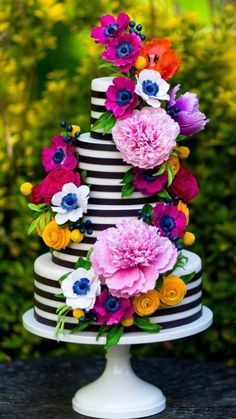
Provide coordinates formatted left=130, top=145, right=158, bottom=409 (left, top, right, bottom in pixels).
left=112, top=107, right=179, bottom=169
left=91, top=219, right=178, bottom=298
left=40, top=168, right=81, bottom=205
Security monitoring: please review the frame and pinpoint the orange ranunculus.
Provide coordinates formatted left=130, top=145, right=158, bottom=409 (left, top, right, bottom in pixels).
left=36, top=213, right=53, bottom=237
left=139, top=38, right=181, bottom=80
left=159, top=275, right=187, bottom=306
left=166, top=156, right=180, bottom=175
left=42, top=220, right=71, bottom=250
left=132, top=289, right=160, bottom=317
left=177, top=201, right=189, bottom=225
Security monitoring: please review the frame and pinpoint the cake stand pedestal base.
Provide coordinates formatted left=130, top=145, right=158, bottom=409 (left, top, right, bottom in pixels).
left=23, top=307, right=213, bottom=418
left=72, top=345, right=165, bottom=418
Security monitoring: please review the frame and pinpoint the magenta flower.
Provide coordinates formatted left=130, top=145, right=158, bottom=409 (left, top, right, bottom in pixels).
left=105, top=76, right=139, bottom=119
left=102, top=33, right=141, bottom=72
left=93, top=288, right=135, bottom=325
left=167, top=85, right=208, bottom=136
left=91, top=219, right=178, bottom=298
left=40, top=168, right=81, bottom=205
left=112, top=107, right=179, bottom=169
left=133, top=167, right=167, bottom=195
left=91, top=12, right=130, bottom=45
left=42, top=135, right=77, bottom=172
left=152, top=202, right=187, bottom=239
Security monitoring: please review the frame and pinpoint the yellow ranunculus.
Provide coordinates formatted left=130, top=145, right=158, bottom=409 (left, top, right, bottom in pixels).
left=42, top=220, right=71, bottom=250
left=121, top=317, right=134, bottom=327
left=20, top=182, right=33, bottom=196
left=134, top=56, right=147, bottom=70
left=132, top=289, right=160, bottom=317
left=177, top=201, right=189, bottom=225
left=178, top=146, right=190, bottom=159
left=73, top=309, right=85, bottom=320
left=159, top=275, right=187, bottom=306
left=70, top=229, right=84, bottom=243
left=166, top=156, right=180, bottom=175
left=183, top=232, right=195, bottom=246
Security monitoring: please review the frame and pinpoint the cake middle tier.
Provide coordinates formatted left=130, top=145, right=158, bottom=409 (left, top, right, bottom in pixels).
left=52, top=132, right=157, bottom=268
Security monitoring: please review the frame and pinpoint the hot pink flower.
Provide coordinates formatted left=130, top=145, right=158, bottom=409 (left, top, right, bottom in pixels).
left=91, top=12, right=130, bottom=45
left=152, top=202, right=187, bottom=239
left=102, top=33, right=141, bottom=72
left=91, top=219, right=178, bottom=298
left=133, top=167, right=167, bottom=195
left=42, top=135, right=77, bottom=172
left=40, top=168, right=81, bottom=205
left=169, top=165, right=199, bottom=203
left=93, top=288, right=135, bottom=325
left=112, top=107, right=179, bottom=169
left=105, top=76, right=139, bottom=119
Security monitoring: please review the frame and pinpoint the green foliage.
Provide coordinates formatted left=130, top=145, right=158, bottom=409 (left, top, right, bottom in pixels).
left=0, top=1, right=236, bottom=365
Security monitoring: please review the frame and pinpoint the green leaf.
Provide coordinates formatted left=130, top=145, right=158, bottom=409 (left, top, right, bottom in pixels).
left=54, top=293, right=65, bottom=299
left=156, top=277, right=164, bottom=291
left=39, top=213, right=46, bottom=230
left=121, top=168, right=134, bottom=185
left=86, top=247, right=93, bottom=263
left=56, top=305, right=70, bottom=316
left=59, top=272, right=71, bottom=283
left=180, top=271, right=196, bottom=284
left=28, top=216, right=40, bottom=235
left=103, top=114, right=116, bottom=134
left=70, top=320, right=92, bottom=334
left=45, top=211, right=51, bottom=224
left=28, top=203, right=47, bottom=212
left=104, top=325, right=124, bottom=349
left=177, top=135, right=188, bottom=142
left=81, top=170, right=87, bottom=181
left=167, top=165, right=175, bottom=187
left=134, top=317, right=162, bottom=333
left=156, top=189, right=172, bottom=199
left=98, top=62, right=115, bottom=69
left=96, top=324, right=110, bottom=341
left=154, top=162, right=166, bottom=176
left=75, top=257, right=91, bottom=270
left=91, top=111, right=113, bottom=132
left=121, top=183, right=135, bottom=198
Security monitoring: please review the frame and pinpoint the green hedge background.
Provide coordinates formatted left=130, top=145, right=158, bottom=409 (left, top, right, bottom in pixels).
left=0, top=0, right=236, bottom=365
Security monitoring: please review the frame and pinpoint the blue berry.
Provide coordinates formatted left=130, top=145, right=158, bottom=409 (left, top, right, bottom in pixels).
left=166, top=231, right=171, bottom=237
left=129, top=21, right=136, bottom=28
left=137, top=209, right=142, bottom=216
left=136, top=24, right=142, bottom=31
left=67, top=124, right=73, bottom=132
left=140, top=34, right=146, bottom=41
left=174, top=195, right=179, bottom=201
left=79, top=316, right=85, bottom=322
left=176, top=243, right=183, bottom=250
left=129, top=28, right=135, bottom=33
left=146, top=213, right=152, bottom=219
left=69, top=225, right=74, bottom=231
left=85, top=220, right=92, bottom=226
left=64, top=136, right=72, bottom=142
left=87, top=229, right=93, bottom=235
left=60, top=119, right=66, bottom=128
left=164, top=198, right=172, bottom=204
left=79, top=226, right=86, bottom=233
left=75, top=131, right=81, bottom=138
left=92, top=316, right=97, bottom=322
left=172, top=235, right=179, bottom=241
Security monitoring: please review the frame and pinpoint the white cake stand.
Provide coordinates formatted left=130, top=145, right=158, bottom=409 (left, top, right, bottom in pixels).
left=23, top=307, right=213, bottom=418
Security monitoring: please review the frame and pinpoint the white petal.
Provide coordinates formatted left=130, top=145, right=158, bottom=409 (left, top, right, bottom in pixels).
left=62, top=182, right=79, bottom=194
left=55, top=212, right=69, bottom=225
left=61, top=275, right=77, bottom=298
left=138, top=69, right=161, bottom=83
left=146, top=97, right=161, bottom=108
left=51, top=191, right=64, bottom=206
left=51, top=206, right=67, bottom=214
left=68, top=207, right=83, bottom=222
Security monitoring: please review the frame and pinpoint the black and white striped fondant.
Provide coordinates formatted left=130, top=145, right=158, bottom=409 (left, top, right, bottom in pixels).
left=33, top=250, right=203, bottom=331
left=52, top=78, right=159, bottom=268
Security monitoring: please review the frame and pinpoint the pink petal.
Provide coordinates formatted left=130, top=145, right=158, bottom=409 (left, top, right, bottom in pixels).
left=100, top=14, right=115, bottom=26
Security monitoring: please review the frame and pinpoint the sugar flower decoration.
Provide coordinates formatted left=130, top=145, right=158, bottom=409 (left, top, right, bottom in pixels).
left=169, top=165, right=199, bottom=203
left=140, top=38, right=181, bottom=80
left=112, top=107, right=179, bottom=169
left=167, top=85, right=208, bottom=136
left=152, top=202, right=187, bottom=239
left=105, top=76, right=139, bottom=119
left=90, top=219, right=178, bottom=298
left=93, top=288, right=135, bottom=325
left=42, top=220, right=71, bottom=250
left=61, top=267, right=101, bottom=310
left=51, top=182, right=90, bottom=225
left=102, top=33, right=141, bottom=72
left=91, top=12, right=130, bottom=45
left=42, top=135, right=77, bottom=172
left=40, top=168, right=81, bottom=205
left=133, top=167, right=167, bottom=195
left=135, top=69, right=170, bottom=107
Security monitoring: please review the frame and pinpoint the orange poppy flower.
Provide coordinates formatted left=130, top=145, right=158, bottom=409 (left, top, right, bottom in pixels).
left=140, top=38, right=181, bottom=80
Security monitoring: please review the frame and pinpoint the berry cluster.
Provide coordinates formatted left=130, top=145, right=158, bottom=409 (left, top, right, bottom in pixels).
left=128, top=20, right=145, bottom=40
left=60, top=119, right=81, bottom=144
left=69, top=219, right=93, bottom=235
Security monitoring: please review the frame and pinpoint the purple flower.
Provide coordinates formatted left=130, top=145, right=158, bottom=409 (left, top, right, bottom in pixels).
left=133, top=167, right=167, bottom=195
left=91, top=12, right=130, bottom=45
left=93, top=288, right=135, bottom=325
left=152, top=202, right=187, bottom=239
left=167, top=85, right=208, bottom=136
left=105, top=76, right=139, bottom=119
left=42, top=135, right=77, bottom=172
left=102, top=33, right=141, bottom=73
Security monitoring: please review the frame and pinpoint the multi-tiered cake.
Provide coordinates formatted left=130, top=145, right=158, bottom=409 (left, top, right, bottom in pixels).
left=21, top=12, right=208, bottom=347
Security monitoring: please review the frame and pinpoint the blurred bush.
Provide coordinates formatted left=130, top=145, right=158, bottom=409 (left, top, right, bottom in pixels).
left=0, top=1, right=235, bottom=364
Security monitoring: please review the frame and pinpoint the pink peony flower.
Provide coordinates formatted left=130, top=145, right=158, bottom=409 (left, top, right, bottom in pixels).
left=169, top=165, right=199, bottom=203
left=42, top=135, right=77, bottom=172
left=40, top=168, right=81, bottom=205
left=133, top=167, right=167, bottom=195
left=112, top=107, right=179, bottom=169
left=105, top=76, right=139, bottom=120
left=152, top=202, right=187, bottom=239
left=93, top=288, right=135, bottom=325
left=91, top=12, right=130, bottom=45
left=91, top=219, right=178, bottom=298
left=30, top=184, right=43, bottom=204
left=102, top=33, right=141, bottom=72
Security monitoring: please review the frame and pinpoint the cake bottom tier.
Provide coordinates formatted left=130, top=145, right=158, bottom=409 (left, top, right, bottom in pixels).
left=33, top=250, right=203, bottom=332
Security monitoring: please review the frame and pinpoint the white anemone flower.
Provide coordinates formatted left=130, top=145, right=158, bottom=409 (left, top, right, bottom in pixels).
left=61, top=267, right=101, bottom=310
left=135, top=69, right=170, bottom=108
left=51, top=182, right=90, bottom=225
